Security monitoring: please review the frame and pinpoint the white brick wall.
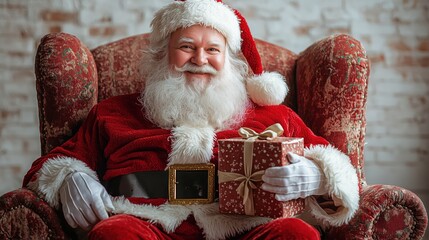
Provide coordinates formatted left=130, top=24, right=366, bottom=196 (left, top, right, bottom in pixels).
left=0, top=0, right=428, bottom=237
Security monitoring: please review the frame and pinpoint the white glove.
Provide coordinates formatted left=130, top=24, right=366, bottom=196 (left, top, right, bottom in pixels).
left=59, top=172, right=114, bottom=229
left=261, top=152, right=327, bottom=201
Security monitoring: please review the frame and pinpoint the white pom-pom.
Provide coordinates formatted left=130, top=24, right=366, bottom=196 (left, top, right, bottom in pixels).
left=246, top=72, right=288, bottom=106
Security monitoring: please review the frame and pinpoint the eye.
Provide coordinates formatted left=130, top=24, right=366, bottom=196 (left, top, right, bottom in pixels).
left=179, top=45, right=194, bottom=51
left=207, top=48, right=220, bottom=53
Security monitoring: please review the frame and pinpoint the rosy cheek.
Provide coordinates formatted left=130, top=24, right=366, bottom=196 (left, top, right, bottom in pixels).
left=212, top=57, right=225, bottom=71
left=169, top=52, right=185, bottom=67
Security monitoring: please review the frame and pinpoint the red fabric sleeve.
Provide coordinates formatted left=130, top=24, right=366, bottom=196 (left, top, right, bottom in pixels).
left=243, top=105, right=330, bottom=147
left=281, top=106, right=329, bottom=147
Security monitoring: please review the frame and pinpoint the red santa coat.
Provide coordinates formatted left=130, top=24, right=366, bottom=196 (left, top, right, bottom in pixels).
left=24, top=93, right=359, bottom=240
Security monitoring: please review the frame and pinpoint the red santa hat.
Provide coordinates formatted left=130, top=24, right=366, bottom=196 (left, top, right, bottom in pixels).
left=150, top=0, right=288, bottom=106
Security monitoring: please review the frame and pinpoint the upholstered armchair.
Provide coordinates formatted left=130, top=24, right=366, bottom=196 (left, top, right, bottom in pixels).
left=0, top=32, right=427, bottom=239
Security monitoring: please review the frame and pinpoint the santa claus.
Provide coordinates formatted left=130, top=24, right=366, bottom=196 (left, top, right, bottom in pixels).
left=24, top=0, right=359, bottom=239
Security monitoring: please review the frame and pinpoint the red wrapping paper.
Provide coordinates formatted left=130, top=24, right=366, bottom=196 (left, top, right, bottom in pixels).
left=218, top=137, right=306, bottom=218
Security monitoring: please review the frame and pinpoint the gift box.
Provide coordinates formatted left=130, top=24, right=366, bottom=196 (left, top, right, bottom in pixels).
left=218, top=125, right=306, bottom=218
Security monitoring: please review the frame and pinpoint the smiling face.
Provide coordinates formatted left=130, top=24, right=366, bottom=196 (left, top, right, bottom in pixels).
left=168, top=25, right=227, bottom=83
left=141, top=24, right=250, bottom=130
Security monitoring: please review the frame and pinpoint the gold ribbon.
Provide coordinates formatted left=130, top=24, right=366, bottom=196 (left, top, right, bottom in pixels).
left=238, top=123, right=284, bottom=140
left=219, top=124, right=284, bottom=215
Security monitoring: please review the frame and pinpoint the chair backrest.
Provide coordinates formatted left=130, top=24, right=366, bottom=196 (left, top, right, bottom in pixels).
left=35, top=33, right=369, bottom=185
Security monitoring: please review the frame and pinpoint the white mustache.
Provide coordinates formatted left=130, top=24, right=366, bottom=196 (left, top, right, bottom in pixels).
left=174, top=63, right=218, bottom=75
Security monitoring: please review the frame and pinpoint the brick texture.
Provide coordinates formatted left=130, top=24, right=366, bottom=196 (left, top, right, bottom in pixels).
left=0, top=0, right=428, bottom=233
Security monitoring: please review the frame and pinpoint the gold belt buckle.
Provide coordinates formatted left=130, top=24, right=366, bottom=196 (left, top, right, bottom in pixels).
left=168, top=163, right=215, bottom=205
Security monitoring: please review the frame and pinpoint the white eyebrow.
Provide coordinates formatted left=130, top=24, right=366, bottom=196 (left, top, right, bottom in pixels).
left=208, top=41, right=224, bottom=48
left=178, top=37, right=224, bottom=47
left=178, top=37, right=194, bottom=44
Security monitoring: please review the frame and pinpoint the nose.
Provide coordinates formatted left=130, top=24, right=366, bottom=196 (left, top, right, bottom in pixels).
left=191, top=48, right=208, bottom=66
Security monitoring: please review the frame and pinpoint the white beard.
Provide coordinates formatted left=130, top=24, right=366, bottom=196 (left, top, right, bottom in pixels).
left=140, top=52, right=250, bottom=131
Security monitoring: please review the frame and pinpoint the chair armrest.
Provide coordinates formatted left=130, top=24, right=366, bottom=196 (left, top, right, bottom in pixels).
left=35, top=32, right=98, bottom=155
left=0, top=188, right=72, bottom=239
left=325, top=184, right=428, bottom=240
left=296, top=34, right=370, bottom=187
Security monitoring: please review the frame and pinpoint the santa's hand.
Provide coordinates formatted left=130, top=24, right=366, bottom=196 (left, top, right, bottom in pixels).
left=59, top=172, right=114, bottom=230
left=261, top=152, right=327, bottom=201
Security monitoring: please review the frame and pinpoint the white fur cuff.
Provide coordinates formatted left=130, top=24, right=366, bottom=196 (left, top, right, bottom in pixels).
left=26, top=156, right=98, bottom=209
left=304, top=145, right=360, bottom=227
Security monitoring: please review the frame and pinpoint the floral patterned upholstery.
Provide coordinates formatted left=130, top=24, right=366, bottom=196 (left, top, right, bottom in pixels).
left=0, top=32, right=427, bottom=239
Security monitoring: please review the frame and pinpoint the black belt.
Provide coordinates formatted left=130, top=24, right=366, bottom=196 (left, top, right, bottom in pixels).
left=107, top=164, right=217, bottom=204
left=107, top=171, right=169, bottom=198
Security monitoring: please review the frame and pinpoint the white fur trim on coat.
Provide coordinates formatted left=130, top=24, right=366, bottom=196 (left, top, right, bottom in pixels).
left=150, top=0, right=241, bottom=52
left=304, top=145, right=359, bottom=227
left=26, top=156, right=98, bottom=209
left=112, top=197, right=192, bottom=233
left=168, top=125, right=215, bottom=166
left=112, top=198, right=271, bottom=240
left=189, top=203, right=271, bottom=240
left=246, top=71, right=288, bottom=106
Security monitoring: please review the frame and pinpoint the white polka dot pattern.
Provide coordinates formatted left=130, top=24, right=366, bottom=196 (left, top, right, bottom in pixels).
left=218, top=137, right=306, bottom=218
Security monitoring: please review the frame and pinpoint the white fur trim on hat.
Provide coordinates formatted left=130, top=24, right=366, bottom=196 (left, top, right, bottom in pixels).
left=150, top=0, right=241, bottom=52
left=246, top=71, right=288, bottom=106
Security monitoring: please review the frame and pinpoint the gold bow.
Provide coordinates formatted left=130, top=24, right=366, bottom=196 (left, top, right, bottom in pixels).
left=238, top=123, right=284, bottom=140
left=218, top=124, right=284, bottom=215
